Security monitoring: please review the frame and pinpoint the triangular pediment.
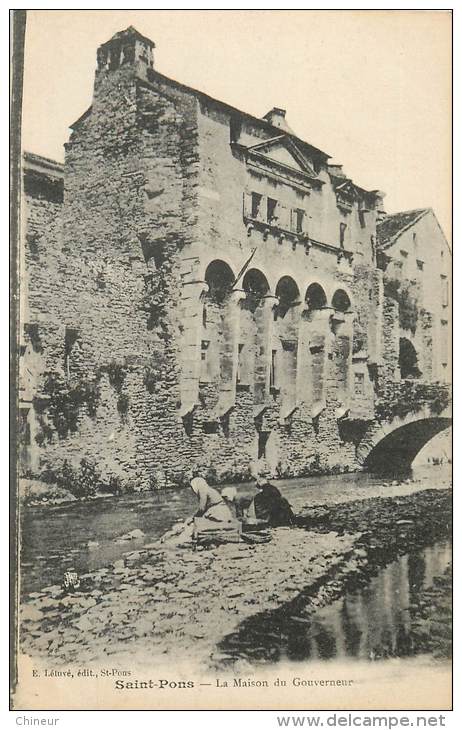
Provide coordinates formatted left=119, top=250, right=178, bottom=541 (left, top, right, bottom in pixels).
left=333, top=178, right=360, bottom=201
left=248, top=136, right=317, bottom=178
left=265, top=144, right=305, bottom=171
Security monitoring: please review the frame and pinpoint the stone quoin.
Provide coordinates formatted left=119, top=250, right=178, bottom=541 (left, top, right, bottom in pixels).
left=19, top=26, right=452, bottom=489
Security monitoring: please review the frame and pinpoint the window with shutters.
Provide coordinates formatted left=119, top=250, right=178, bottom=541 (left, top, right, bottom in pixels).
left=292, top=208, right=304, bottom=233
left=251, top=192, right=263, bottom=219
left=267, top=197, right=279, bottom=224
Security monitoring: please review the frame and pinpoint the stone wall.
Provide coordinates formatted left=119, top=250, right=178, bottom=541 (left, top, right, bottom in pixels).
left=20, top=162, right=65, bottom=472
left=381, top=210, right=451, bottom=383
left=21, top=49, right=202, bottom=487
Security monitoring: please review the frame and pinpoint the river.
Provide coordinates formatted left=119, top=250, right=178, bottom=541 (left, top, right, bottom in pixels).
left=19, top=463, right=451, bottom=597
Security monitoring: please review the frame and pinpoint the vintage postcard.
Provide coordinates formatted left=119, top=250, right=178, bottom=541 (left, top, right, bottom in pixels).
left=11, top=9, right=452, bottom=711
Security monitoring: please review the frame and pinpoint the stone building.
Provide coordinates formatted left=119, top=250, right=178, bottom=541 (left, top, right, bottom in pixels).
left=377, top=208, right=451, bottom=384
left=18, top=27, right=451, bottom=488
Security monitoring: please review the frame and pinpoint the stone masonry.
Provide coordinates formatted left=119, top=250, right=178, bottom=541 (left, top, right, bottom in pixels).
left=18, top=27, right=451, bottom=488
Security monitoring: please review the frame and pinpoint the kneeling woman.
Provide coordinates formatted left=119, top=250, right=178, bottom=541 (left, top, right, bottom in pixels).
left=190, top=477, right=233, bottom=522
left=159, top=476, right=233, bottom=546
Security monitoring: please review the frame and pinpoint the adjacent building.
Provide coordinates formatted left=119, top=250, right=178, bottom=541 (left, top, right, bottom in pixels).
left=377, top=208, right=451, bottom=384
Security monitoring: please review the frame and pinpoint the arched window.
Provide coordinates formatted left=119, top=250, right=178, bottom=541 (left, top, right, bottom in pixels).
left=305, top=283, right=327, bottom=311
left=332, top=288, right=351, bottom=313
left=205, top=260, right=235, bottom=304
left=399, top=337, right=421, bottom=380
left=201, top=260, right=236, bottom=386
left=240, top=269, right=270, bottom=385
left=242, top=268, right=270, bottom=299
left=274, top=277, right=300, bottom=416
left=275, top=276, right=300, bottom=318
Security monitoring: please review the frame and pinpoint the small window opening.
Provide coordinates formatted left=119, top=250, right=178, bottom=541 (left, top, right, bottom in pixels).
left=267, top=198, right=279, bottom=224
left=200, top=340, right=210, bottom=381
left=399, top=337, right=421, bottom=380
left=441, top=275, right=449, bottom=307
left=251, top=193, right=262, bottom=219
left=237, top=343, right=244, bottom=384
left=354, top=372, right=365, bottom=396
left=258, top=431, right=270, bottom=460
left=270, top=349, right=278, bottom=390
left=293, top=208, right=304, bottom=233
left=203, top=421, right=219, bottom=434
left=64, top=328, right=79, bottom=380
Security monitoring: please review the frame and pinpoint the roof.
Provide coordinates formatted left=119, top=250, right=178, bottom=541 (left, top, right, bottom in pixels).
left=69, top=29, right=387, bottom=198
left=100, top=25, right=155, bottom=49
left=22, top=152, right=64, bottom=202
left=377, top=208, right=430, bottom=249
left=23, top=151, right=64, bottom=177
left=69, top=65, right=331, bottom=162
left=149, top=68, right=332, bottom=161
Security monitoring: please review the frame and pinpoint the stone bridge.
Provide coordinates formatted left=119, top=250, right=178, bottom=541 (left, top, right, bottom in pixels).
left=356, top=383, right=452, bottom=473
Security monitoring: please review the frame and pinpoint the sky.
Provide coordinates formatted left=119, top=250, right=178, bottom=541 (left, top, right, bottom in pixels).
left=21, top=9, right=452, bottom=239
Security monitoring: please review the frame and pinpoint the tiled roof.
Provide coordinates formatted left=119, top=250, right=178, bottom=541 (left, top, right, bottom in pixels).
left=23, top=151, right=64, bottom=176
left=377, top=208, right=430, bottom=249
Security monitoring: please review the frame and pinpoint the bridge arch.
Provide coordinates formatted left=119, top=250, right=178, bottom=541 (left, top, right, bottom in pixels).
left=357, top=406, right=452, bottom=473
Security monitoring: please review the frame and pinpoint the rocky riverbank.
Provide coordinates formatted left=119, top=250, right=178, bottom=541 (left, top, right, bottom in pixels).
left=20, top=487, right=452, bottom=671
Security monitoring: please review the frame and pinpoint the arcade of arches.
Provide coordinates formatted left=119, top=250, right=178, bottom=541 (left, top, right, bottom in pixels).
left=198, top=260, right=353, bottom=418
left=179, top=258, right=359, bottom=471
left=175, top=257, right=450, bottom=477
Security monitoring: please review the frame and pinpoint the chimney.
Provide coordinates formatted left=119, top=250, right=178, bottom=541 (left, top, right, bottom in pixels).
left=328, top=164, right=346, bottom=178
left=262, top=107, right=294, bottom=134
left=372, top=191, right=387, bottom=222
left=96, top=26, right=155, bottom=81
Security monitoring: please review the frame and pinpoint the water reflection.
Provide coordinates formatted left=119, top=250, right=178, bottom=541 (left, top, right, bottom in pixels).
left=219, top=540, right=451, bottom=664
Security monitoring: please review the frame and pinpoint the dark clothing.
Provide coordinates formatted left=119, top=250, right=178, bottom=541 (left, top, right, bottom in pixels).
left=233, top=495, right=253, bottom=520
left=253, top=482, right=295, bottom=526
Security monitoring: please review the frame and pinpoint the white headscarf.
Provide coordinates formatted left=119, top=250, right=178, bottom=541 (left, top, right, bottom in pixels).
left=221, top=486, right=237, bottom=502
left=190, top=476, right=208, bottom=495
